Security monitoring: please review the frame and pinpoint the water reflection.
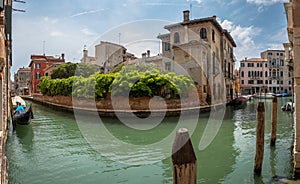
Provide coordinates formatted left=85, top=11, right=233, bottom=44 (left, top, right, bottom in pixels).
left=6, top=99, right=294, bottom=184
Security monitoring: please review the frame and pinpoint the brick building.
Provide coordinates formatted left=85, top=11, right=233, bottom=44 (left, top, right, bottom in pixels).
left=29, top=54, right=65, bottom=94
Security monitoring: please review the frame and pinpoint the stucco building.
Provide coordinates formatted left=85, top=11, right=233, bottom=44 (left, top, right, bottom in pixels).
left=14, top=67, right=30, bottom=95
left=284, top=0, right=300, bottom=178
left=0, top=0, right=11, bottom=183
left=261, top=50, right=292, bottom=94
left=81, top=41, right=136, bottom=73
left=157, top=10, right=236, bottom=103
left=240, top=58, right=268, bottom=95
left=29, top=54, right=65, bottom=94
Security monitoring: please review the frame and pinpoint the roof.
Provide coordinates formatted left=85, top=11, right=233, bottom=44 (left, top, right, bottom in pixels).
left=241, top=58, right=267, bottom=62
left=29, top=54, right=65, bottom=67
left=163, top=16, right=236, bottom=47
left=95, top=41, right=126, bottom=50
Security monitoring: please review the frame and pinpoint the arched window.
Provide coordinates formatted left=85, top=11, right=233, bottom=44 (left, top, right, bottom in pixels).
left=212, top=29, right=215, bottom=41
left=174, top=32, right=180, bottom=43
left=200, top=28, right=207, bottom=39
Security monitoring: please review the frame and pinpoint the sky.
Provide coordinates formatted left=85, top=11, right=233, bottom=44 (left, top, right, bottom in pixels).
left=11, top=0, right=289, bottom=78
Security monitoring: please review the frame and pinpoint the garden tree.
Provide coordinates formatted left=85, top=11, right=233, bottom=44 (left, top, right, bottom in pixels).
left=39, top=64, right=195, bottom=99
left=51, top=62, right=100, bottom=79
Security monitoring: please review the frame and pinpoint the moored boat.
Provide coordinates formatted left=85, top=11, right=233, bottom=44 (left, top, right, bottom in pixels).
left=253, top=93, right=274, bottom=99
left=13, top=104, right=33, bottom=125
left=11, top=96, right=26, bottom=108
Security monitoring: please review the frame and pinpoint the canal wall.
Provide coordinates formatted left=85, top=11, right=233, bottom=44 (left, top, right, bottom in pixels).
left=24, top=94, right=218, bottom=117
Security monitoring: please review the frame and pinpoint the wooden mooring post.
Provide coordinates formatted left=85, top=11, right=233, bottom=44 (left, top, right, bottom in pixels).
left=271, top=97, right=277, bottom=146
left=172, top=128, right=197, bottom=184
left=254, top=102, right=265, bottom=175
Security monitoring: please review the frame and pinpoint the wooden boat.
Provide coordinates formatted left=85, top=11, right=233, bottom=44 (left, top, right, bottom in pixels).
left=11, top=96, right=26, bottom=108
left=253, top=93, right=274, bottom=99
left=227, top=96, right=248, bottom=109
left=13, top=104, right=33, bottom=125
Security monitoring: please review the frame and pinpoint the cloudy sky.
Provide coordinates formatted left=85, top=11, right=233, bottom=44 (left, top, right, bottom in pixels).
left=11, top=0, right=288, bottom=76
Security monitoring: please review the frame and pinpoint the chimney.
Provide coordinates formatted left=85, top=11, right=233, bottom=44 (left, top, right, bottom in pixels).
left=83, top=49, right=88, bottom=57
left=142, top=53, right=147, bottom=58
left=183, top=10, right=190, bottom=22
left=147, top=50, right=150, bottom=57
left=61, top=53, right=65, bottom=61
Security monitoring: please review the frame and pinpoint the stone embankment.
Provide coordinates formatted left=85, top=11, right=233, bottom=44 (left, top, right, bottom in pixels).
left=24, top=92, right=219, bottom=117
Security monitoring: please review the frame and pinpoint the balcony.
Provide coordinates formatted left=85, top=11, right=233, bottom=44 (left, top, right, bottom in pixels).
left=268, top=76, right=279, bottom=80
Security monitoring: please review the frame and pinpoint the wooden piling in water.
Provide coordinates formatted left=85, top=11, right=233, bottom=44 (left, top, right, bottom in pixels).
left=254, top=102, right=265, bottom=175
left=271, top=97, right=277, bottom=146
left=172, top=128, right=197, bottom=184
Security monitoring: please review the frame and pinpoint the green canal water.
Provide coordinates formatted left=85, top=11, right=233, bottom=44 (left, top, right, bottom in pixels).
left=7, top=98, right=294, bottom=183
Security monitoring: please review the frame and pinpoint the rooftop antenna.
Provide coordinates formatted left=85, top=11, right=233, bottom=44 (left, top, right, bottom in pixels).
left=190, top=0, right=192, bottom=19
left=158, top=33, right=161, bottom=55
left=12, top=0, right=26, bottom=12
left=43, top=41, right=46, bottom=55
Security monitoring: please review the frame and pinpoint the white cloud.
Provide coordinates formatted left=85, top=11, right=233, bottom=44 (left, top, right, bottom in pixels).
left=81, top=28, right=97, bottom=36
left=246, top=0, right=285, bottom=6
left=50, top=31, right=63, bottom=37
left=70, top=9, right=105, bottom=18
left=219, top=19, right=262, bottom=62
left=187, top=0, right=203, bottom=4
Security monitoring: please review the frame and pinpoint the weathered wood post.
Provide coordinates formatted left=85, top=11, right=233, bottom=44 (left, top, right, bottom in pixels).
left=254, top=102, right=265, bottom=175
left=172, top=128, right=197, bottom=184
left=271, top=97, right=277, bottom=146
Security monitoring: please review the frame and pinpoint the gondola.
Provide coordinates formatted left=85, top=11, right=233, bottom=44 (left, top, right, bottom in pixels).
left=13, top=104, right=33, bottom=125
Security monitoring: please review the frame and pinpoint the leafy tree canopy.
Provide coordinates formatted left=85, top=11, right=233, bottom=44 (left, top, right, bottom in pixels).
left=51, top=62, right=100, bottom=79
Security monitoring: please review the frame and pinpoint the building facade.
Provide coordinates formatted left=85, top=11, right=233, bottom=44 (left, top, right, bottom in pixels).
left=81, top=41, right=136, bottom=73
left=261, top=50, right=292, bottom=94
left=240, top=51, right=292, bottom=95
left=240, top=58, right=268, bottom=94
left=14, top=67, right=30, bottom=95
left=29, top=54, right=65, bottom=94
left=158, top=10, right=236, bottom=103
left=284, top=0, right=300, bottom=178
left=0, top=0, right=11, bottom=183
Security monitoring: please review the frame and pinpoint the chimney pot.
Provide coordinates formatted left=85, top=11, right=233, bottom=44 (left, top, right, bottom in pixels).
left=183, top=10, right=190, bottom=22
left=147, top=50, right=150, bottom=57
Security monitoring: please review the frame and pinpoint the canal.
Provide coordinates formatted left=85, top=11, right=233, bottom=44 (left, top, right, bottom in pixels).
left=7, top=98, right=294, bottom=183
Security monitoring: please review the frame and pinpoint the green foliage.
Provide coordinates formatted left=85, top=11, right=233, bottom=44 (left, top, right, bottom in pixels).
left=51, top=62, right=99, bottom=79
left=111, top=68, right=194, bottom=98
left=39, top=66, right=195, bottom=99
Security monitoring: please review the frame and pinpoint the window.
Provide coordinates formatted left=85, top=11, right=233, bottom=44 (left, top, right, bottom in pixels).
left=265, top=63, right=267, bottom=67
left=280, top=53, right=283, bottom=56
left=165, top=62, right=171, bottom=71
left=241, top=80, right=244, bottom=84
left=265, top=80, right=268, bottom=84
left=36, top=72, right=40, bottom=79
left=165, top=42, right=170, bottom=51
left=241, top=63, right=245, bottom=67
left=257, top=63, right=259, bottom=67
left=212, top=29, right=215, bottom=41
left=36, top=63, right=40, bottom=69
left=257, top=80, right=263, bottom=84
left=200, top=28, right=207, bottom=39
left=268, top=52, right=272, bottom=55
left=248, top=80, right=254, bottom=84
left=241, top=71, right=244, bottom=77
left=174, top=32, right=180, bottom=43
left=248, top=71, right=251, bottom=77
left=265, top=71, right=268, bottom=77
